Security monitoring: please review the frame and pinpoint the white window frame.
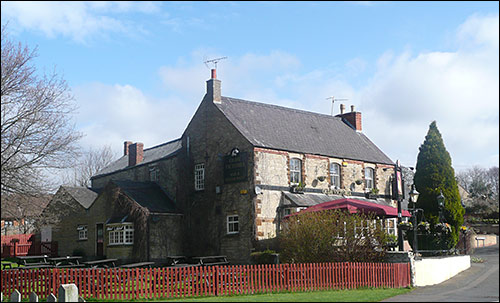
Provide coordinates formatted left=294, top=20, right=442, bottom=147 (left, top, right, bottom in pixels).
left=194, top=163, right=205, bottom=191
left=365, top=167, right=374, bottom=189
left=330, top=163, right=340, bottom=189
left=384, top=218, right=397, bottom=236
left=77, top=225, right=88, bottom=240
left=227, top=215, right=239, bottom=234
left=149, top=165, right=159, bottom=182
left=290, top=158, right=302, bottom=184
left=108, top=223, right=134, bottom=245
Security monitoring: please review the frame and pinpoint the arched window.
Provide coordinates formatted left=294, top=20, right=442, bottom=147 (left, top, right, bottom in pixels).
left=290, top=158, right=302, bottom=184
left=330, top=163, right=340, bottom=188
left=365, top=167, right=374, bottom=189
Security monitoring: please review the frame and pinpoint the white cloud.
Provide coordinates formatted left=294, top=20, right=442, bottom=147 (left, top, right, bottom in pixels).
left=72, top=82, right=193, bottom=158
left=359, top=14, right=499, bottom=170
left=70, top=13, right=498, bottom=174
left=1, top=1, right=162, bottom=43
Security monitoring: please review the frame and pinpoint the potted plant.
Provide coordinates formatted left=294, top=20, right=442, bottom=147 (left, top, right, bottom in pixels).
left=398, top=221, right=412, bottom=231
left=417, top=221, right=430, bottom=233
left=290, top=181, right=306, bottom=193
left=434, top=222, right=452, bottom=234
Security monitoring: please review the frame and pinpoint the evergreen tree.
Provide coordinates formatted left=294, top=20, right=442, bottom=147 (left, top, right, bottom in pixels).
left=414, top=121, right=464, bottom=247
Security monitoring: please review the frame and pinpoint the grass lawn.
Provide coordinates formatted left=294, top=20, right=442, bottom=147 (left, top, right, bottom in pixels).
left=85, top=287, right=413, bottom=302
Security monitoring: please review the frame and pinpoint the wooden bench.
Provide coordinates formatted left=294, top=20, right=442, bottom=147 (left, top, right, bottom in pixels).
left=192, top=255, right=229, bottom=266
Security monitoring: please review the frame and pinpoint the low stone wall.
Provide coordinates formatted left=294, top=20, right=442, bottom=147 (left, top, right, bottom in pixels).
left=414, top=255, right=470, bottom=287
left=470, top=223, right=499, bottom=235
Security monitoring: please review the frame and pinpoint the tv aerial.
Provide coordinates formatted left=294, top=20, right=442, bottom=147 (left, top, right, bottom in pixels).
left=326, top=96, right=348, bottom=116
left=204, top=56, right=227, bottom=70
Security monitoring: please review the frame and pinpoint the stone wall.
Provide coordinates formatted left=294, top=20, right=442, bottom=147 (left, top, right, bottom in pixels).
left=41, top=188, right=93, bottom=258
left=178, top=93, right=255, bottom=264
left=91, top=156, right=179, bottom=201
left=253, top=148, right=397, bottom=242
left=149, top=213, right=184, bottom=262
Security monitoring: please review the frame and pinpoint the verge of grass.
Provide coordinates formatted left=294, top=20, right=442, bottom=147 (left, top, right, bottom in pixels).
left=85, top=287, right=413, bottom=302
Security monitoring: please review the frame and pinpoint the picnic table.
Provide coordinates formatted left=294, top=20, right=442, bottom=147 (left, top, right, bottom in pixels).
left=120, top=261, right=155, bottom=268
left=16, top=255, right=54, bottom=269
left=191, top=255, right=229, bottom=266
left=48, top=256, right=84, bottom=268
left=163, top=256, right=200, bottom=268
left=83, top=258, right=117, bottom=268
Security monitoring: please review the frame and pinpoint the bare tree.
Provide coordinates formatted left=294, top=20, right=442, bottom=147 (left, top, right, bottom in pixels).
left=456, top=166, right=499, bottom=218
left=1, top=24, right=82, bottom=197
left=62, top=145, right=116, bottom=187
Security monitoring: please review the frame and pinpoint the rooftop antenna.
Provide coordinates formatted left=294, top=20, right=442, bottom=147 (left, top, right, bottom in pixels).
left=204, top=56, right=227, bottom=70
left=327, top=96, right=348, bottom=116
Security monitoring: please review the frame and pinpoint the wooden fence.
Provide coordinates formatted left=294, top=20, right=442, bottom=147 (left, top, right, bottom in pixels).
left=1, top=262, right=411, bottom=300
left=1, top=241, right=58, bottom=258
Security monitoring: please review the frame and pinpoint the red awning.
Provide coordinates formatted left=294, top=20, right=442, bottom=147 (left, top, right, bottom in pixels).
left=286, top=198, right=411, bottom=218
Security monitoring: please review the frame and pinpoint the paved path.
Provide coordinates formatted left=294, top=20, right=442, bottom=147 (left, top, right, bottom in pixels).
left=383, top=237, right=499, bottom=302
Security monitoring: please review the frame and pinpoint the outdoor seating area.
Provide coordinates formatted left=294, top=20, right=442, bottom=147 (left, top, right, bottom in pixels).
left=2, top=255, right=230, bottom=270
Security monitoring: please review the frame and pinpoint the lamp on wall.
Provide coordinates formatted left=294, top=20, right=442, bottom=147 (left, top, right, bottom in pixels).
left=317, top=176, right=326, bottom=182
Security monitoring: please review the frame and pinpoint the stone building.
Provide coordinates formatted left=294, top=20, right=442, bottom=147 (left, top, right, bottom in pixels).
left=44, top=69, right=402, bottom=264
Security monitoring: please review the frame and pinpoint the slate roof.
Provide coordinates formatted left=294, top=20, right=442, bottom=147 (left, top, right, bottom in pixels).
left=216, top=97, right=394, bottom=165
left=92, top=138, right=182, bottom=178
left=111, top=180, right=179, bottom=213
left=62, top=186, right=99, bottom=209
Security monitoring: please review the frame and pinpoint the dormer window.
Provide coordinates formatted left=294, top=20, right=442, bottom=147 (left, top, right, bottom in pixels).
left=290, top=158, right=302, bottom=184
left=330, top=163, right=340, bottom=188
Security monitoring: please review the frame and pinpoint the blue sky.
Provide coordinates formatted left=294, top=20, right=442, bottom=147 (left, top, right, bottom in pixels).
left=2, top=1, right=499, bottom=180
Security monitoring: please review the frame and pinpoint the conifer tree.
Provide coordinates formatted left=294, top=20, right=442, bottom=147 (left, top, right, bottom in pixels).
left=413, top=121, right=464, bottom=247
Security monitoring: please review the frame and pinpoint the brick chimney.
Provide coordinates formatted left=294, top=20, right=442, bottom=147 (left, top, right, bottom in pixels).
left=335, top=105, right=362, bottom=132
left=123, top=141, right=132, bottom=156
left=128, top=142, right=144, bottom=167
left=206, top=69, right=221, bottom=103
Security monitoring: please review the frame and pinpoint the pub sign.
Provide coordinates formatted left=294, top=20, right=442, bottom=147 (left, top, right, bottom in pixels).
left=223, top=152, right=248, bottom=184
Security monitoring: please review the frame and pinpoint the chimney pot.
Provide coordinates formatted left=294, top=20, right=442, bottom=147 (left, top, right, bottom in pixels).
left=340, top=104, right=345, bottom=114
left=128, top=142, right=144, bottom=167
left=351, top=105, right=355, bottom=112
left=211, top=69, right=217, bottom=79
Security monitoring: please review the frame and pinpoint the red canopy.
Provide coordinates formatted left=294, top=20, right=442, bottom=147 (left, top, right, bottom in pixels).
left=286, top=198, right=411, bottom=218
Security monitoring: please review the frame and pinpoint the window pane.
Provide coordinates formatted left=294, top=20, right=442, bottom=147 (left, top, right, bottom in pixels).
left=290, top=158, right=302, bottom=183
left=330, top=163, right=340, bottom=188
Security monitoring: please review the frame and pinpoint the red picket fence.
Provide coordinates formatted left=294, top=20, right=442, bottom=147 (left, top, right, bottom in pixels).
left=1, top=262, right=410, bottom=300
left=1, top=234, right=34, bottom=245
left=1, top=241, right=58, bottom=258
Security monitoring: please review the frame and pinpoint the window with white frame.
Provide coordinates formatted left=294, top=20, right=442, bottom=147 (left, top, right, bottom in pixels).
left=384, top=218, right=397, bottom=236
left=290, top=158, right=302, bottom=184
left=194, top=163, right=205, bottom=191
left=365, top=167, right=374, bottom=189
left=77, top=225, right=88, bottom=240
left=330, top=163, right=340, bottom=188
left=149, top=165, right=159, bottom=182
left=354, top=220, right=371, bottom=238
left=227, top=215, right=239, bottom=234
left=108, top=223, right=134, bottom=245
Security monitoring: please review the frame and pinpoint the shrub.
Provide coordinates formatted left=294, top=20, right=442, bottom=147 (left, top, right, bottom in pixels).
left=279, top=209, right=390, bottom=263
left=72, top=247, right=86, bottom=257
left=250, top=250, right=278, bottom=264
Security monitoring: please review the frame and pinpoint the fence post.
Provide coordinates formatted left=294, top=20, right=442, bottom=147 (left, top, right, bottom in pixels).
left=58, top=284, right=78, bottom=302
left=10, top=290, right=21, bottom=302
left=46, top=294, right=56, bottom=302
left=29, top=292, right=38, bottom=302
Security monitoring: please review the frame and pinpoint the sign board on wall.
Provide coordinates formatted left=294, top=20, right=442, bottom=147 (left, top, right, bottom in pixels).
left=41, top=225, right=52, bottom=242
left=223, top=152, right=248, bottom=184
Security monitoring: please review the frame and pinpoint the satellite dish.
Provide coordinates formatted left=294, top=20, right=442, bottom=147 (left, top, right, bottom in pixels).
left=255, top=186, right=262, bottom=195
